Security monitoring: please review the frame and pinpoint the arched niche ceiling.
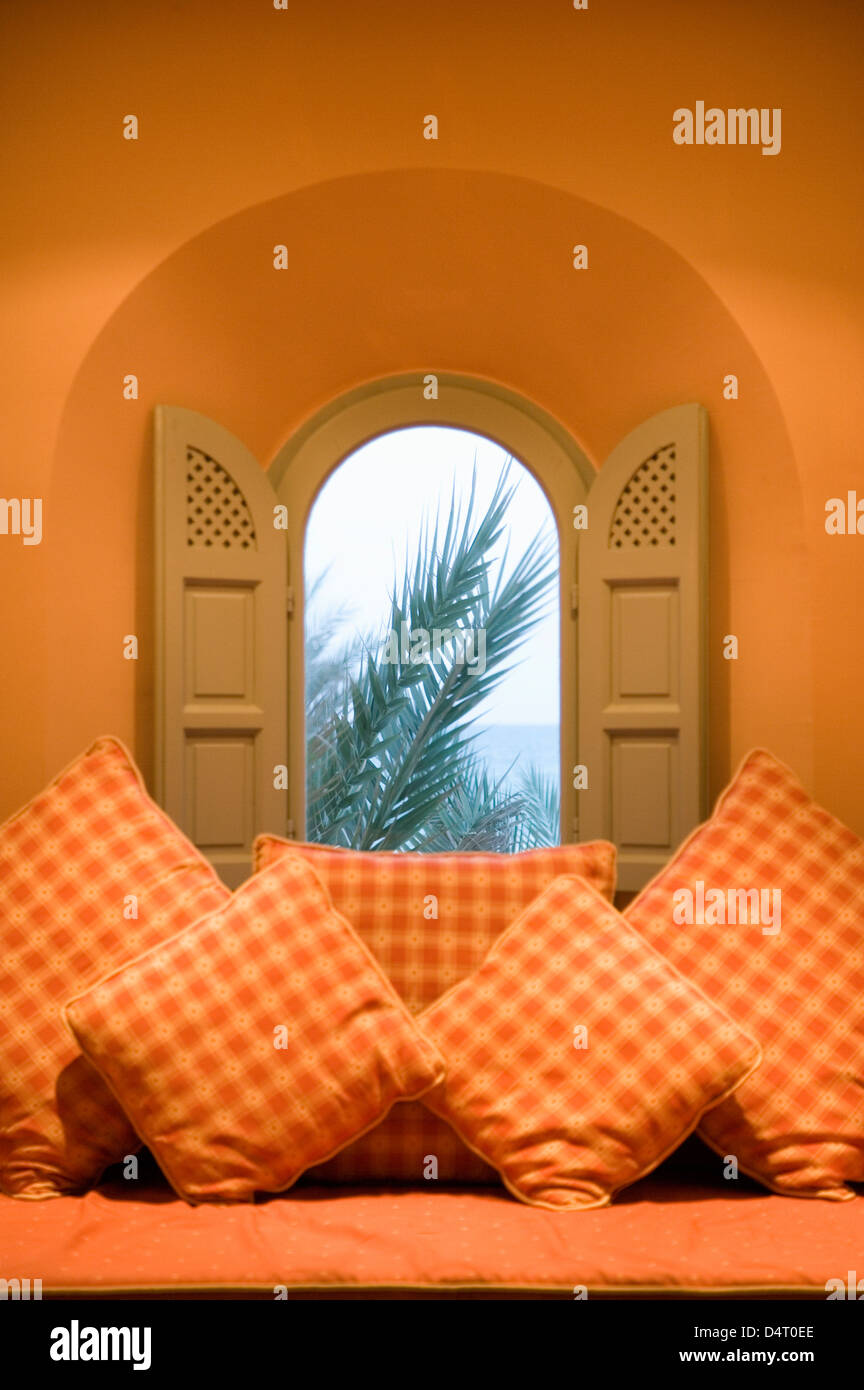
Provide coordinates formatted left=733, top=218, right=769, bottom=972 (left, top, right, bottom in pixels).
left=49, top=168, right=809, bottom=799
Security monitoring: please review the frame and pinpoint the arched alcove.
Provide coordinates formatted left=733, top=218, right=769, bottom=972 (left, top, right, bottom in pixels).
left=48, top=167, right=810, bottom=811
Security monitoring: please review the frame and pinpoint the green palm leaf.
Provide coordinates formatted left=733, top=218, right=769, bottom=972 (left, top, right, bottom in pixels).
left=511, top=763, right=561, bottom=850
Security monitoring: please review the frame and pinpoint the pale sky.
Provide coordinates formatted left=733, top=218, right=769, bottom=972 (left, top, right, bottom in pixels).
left=304, top=425, right=560, bottom=726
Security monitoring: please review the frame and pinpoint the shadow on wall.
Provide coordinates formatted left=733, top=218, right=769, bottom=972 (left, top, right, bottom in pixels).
left=48, top=168, right=808, bottom=804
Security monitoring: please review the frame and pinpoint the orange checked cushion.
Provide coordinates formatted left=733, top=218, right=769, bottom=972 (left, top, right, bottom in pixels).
left=419, top=875, right=760, bottom=1210
left=0, top=737, right=230, bottom=1199
left=626, top=749, right=864, bottom=1201
left=65, top=854, right=446, bottom=1204
left=253, top=836, right=617, bottom=1182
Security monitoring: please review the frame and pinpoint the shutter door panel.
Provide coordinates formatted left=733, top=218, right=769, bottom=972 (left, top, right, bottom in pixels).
left=155, top=407, right=287, bottom=887
left=578, top=405, right=708, bottom=890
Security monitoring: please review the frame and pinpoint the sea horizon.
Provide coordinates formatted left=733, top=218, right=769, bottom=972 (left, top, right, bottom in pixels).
left=471, top=722, right=560, bottom=789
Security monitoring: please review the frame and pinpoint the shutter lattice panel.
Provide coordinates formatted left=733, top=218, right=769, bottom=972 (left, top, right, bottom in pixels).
left=186, top=449, right=258, bottom=550
left=609, top=444, right=677, bottom=550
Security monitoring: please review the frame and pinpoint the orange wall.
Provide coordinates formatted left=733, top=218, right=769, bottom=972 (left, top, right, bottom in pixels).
left=1, top=0, right=862, bottom=831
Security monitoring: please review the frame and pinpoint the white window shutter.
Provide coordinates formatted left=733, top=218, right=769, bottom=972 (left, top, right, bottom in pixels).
left=578, top=405, right=708, bottom=890
left=155, top=407, right=288, bottom=887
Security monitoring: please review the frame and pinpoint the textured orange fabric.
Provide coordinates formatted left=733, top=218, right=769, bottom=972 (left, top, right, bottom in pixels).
left=65, top=854, right=446, bottom=1204
left=253, top=836, right=617, bottom=1182
left=3, top=1173, right=861, bottom=1298
left=0, top=737, right=230, bottom=1200
left=626, top=749, right=864, bottom=1201
left=420, top=876, right=761, bottom=1210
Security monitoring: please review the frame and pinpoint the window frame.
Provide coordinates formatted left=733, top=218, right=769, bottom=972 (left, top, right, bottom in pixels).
left=267, top=373, right=595, bottom=843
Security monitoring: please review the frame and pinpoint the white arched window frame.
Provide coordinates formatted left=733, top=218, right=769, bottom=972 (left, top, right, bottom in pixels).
left=155, top=374, right=708, bottom=889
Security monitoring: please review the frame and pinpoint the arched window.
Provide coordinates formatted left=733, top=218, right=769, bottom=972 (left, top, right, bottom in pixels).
left=303, top=425, right=561, bottom=851
left=155, top=379, right=707, bottom=890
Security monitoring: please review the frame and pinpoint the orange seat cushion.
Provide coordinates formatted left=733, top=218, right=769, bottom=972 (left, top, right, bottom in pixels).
left=2, top=1171, right=862, bottom=1297
left=66, top=854, right=445, bottom=1203
left=253, top=836, right=617, bottom=1182
left=626, top=749, right=864, bottom=1201
left=0, top=738, right=230, bottom=1199
left=420, top=876, right=761, bottom=1209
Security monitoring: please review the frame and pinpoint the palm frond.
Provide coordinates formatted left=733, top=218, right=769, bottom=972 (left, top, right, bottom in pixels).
left=419, top=760, right=527, bottom=853
left=511, top=762, right=561, bottom=850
